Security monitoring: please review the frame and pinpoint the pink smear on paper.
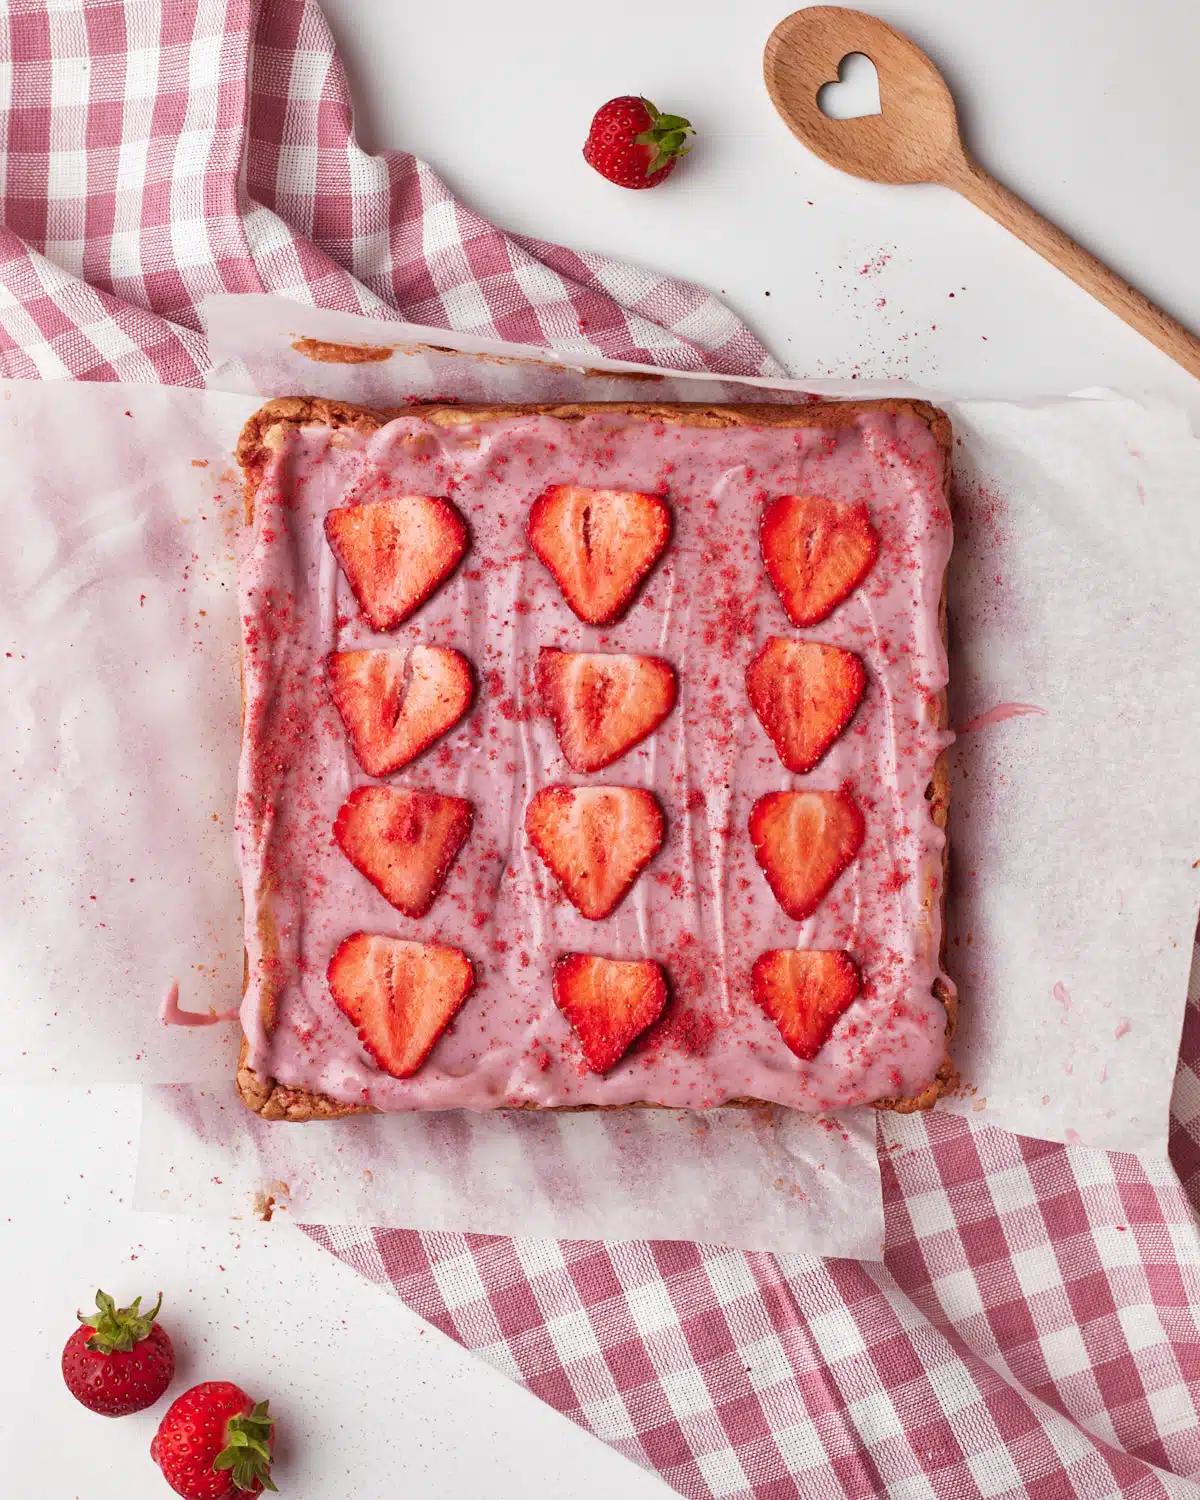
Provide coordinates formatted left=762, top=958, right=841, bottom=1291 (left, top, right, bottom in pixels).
left=957, top=702, right=1048, bottom=734
left=159, top=979, right=238, bottom=1028
left=1114, top=1018, right=1131, bottom=1040
left=1053, top=982, right=1072, bottom=1011
left=1064, top=1128, right=1082, bottom=1146
left=1100, top=1063, right=1108, bottom=1082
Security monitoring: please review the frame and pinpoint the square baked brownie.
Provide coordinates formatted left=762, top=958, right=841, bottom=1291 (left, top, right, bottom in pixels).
left=234, top=399, right=954, bottom=1119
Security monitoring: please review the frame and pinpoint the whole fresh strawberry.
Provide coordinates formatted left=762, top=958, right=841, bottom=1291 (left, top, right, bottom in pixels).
left=583, top=96, right=695, bottom=188
left=151, top=1381, right=277, bottom=1498
left=61, top=1289, right=175, bottom=1416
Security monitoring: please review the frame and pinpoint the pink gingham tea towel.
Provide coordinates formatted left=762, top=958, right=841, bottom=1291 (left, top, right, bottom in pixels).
left=4, top=3, right=1200, bottom=1496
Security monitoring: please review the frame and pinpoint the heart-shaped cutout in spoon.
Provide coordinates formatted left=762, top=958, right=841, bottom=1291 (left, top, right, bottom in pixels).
left=763, top=6, right=1200, bottom=379
left=816, top=51, right=880, bottom=122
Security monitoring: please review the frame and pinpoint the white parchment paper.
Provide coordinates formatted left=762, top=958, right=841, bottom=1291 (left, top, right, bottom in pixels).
left=937, top=399, right=1200, bottom=1149
left=3, top=294, right=1199, bottom=1252
left=0, top=382, right=253, bottom=1084
left=135, top=1086, right=885, bottom=1257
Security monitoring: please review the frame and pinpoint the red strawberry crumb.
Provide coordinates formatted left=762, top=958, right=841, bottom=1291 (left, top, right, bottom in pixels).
left=668, top=1009, right=717, bottom=1056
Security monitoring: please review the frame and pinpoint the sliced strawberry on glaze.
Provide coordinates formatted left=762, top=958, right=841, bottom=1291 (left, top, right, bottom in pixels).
left=760, top=494, right=879, bottom=626
left=328, top=933, right=474, bottom=1079
left=526, top=785, right=664, bottom=920
left=746, top=637, right=866, bottom=773
left=552, top=953, right=668, bottom=1073
left=749, top=788, right=865, bottom=920
left=528, top=485, right=671, bottom=625
left=538, top=648, right=676, bottom=772
left=328, top=645, right=473, bottom=777
left=334, top=786, right=473, bottom=918
left=752, top=949, right=861, bottom=1061
left=325, top=493, right=468, bottom=630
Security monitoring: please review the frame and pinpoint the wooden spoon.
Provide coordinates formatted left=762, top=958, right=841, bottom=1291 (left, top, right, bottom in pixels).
left=763, top=6, right=1200, bottom=380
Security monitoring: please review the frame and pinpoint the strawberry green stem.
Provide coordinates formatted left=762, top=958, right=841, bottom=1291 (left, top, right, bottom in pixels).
left=79, top=1290, right=163, bottom=1355
left=213, top=1401, right=278, bottom=1493
left=633, top=99, right=696, bottom=176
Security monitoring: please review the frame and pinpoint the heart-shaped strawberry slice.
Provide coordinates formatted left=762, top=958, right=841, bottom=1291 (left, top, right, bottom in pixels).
left=746, top=637, right=866, bottom=773
left=760, top=494, right=878, bottom=626
left=528, top=485, right=671, bottom=624
left=552, top=953, right=669, bottom=1073
left=328, top=646, right=473, bottom=778
left=334, top=786, right=473, bottom=918
left=749, top=788, right=865, bottom=920
left=526, top=786, right=664, bottom=919
left=325, top=493, right=468, bottom=631
left=538, top=648, right=676, bottom=773
left=752, top=949, right=860, bottom=1061
left=328, top=934, right=474, bottom=1079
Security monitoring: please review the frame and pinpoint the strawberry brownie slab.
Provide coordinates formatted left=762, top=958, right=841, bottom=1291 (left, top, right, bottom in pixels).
left=234, top=399, right=954, bottom=1119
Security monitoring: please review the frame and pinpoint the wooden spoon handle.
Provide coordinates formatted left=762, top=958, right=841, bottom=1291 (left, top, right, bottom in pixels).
left=948, top=158, right=1200, bottom=381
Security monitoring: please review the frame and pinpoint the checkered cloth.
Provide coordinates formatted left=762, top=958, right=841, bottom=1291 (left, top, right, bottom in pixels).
left=5, top=3, right=1200, bottom=1495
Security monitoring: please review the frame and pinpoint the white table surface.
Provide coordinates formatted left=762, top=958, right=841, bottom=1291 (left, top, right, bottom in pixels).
left=3, top=2, right=1198, bottom=1495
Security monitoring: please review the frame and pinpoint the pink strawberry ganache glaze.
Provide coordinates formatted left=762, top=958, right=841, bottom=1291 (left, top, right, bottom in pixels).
left=236, top=408, right=954, bottom=1112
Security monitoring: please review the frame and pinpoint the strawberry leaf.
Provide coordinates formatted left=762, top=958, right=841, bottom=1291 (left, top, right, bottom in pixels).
left=216, top=1400, right=278, bottom=1493
left=632, top=103, right=696, bottom=176
left=79, top=1289, right=163, bottom=1355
